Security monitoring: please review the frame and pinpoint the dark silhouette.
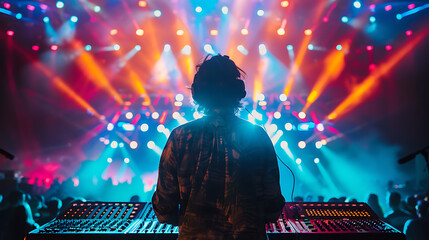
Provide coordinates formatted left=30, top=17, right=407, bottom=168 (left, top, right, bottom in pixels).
left=404, top=200, right=429, bottom=240
left=367, top=193, right=384, bottom=219
left=385, top=192, right=412, bottom=232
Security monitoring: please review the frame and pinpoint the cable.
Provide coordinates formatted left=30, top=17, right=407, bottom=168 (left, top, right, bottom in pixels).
left=245, top=108, right=296, bottom=202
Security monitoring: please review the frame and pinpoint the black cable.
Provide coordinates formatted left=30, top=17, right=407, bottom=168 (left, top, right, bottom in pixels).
left=245, top=108, right=295, bottom=202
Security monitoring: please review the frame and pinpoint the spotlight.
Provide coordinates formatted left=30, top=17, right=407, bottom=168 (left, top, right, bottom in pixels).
left=241, top=29, right=249, bottom=35
left=304, top=29, right=312, bottom=36
left=195, top=6, right=202, bottom=13
left=107, top=158, right=112, bottom=163
left=124, top=158, right=130, bottom=163
left=6, top=30, right=14, bottom=36
left=385, top=5, right=392, bottom=11
left=295, top=158, right=302, bottom=164
left=32, top=45, right=39, bottom=51
left=298, top=141, right=306, bottom=149
left=307, top=44, right=314, bottom=50
left=139, top=1, right=147, bottom=7
left=85, top=45, right=92, bottom=51
left=94, top=6, right=101, bottom=12
left=50, top=45, right=58, bottom=51
left=274, top=112, right=281, bottom=119
left=56, top=1, right=64, bottom=9
left=279, top=94, right=287, bottom=101
left=203, top=44, right=215, bottom=54
left=277, top=28, right=285, bottom=36
left=316, top=123, right=324, bottom=131
left=181, top=45, right=191, bottom=55
left=152, top=112, right=159, bottom=119
left=298, top=112, right=306, bottom=119
left=177, top=30, right=184, bottom=36
left=257, top=10, right=264, bottom=16
left=130, top=141, right=138, bottom=149
left=175, top=94, right=184, bottom=102
left=43, top=17, right=49, bottom=23
left=136, top=29, right=144, bottom=36
left=405, top=30, right=412, bottom=36
left=315, top=141, right=323, bottom=149
left=210, top=30, right=218, bottom=36
left=314, top=158, right=320, bottom=164
left=125, top=112, right=133, bottom=119
left=286, top=45, right=293, bottom=51
left=256, top=93, right=265, bottom=101
left=157, top=125, right=165, bottom=132
left=341, top=16, right=349, bottom=23
left=111, top=141, right=118, bottom=148
left=258, top=44, right=267, bottom=55
left=114, top=44, right=120, bottom=51
left=281, top=1, right=289, bottom=8
left=280, top=141, right=288, bottom=149
left=107, top=123, right=114, bottom=131
left=369, top=16, right=376, bottom=23
left=119, top=142, right=124, bottom=148
left=221, top=6, right=228, bottom=14
left=140, top=123, right=149, bottom=132
left=154, top=10, right=161, bottom=17
left=366, top=45, right=373, bottom=51
left=385, top=45, right=392, bottom=51
left=285, top=123, right=293, bottom=131
left=164, top=44, right=171, bottom=52
left=110, top=29, right=118, bottom=35
left=135, top=45, right=142, bottom=51
left=147, top=141, right=155, bottom=149
left=237, top=45, right=248, bottom=55
left=353, top=1, right=361, bottom=8
left=16, top=13, right=22, bottom=19
left=396, top=14, right=402, bottom=20
left=336, top=45, right=342, bottom=51
left=70, top=16, right=78, bottom=22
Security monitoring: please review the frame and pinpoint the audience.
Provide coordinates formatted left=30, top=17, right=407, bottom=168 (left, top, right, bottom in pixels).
left=367, top=193, right=384, bottom=219
left=385, top=191, right=412, bottom=232
left=404, top=200, right=429, bottom=240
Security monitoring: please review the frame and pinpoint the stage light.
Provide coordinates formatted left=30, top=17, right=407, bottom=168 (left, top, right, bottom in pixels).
left=405, top=30, right=412, bottom=36
left=256, top=93, right=265, bottom=101
left=353, top=1, right=361, bottom=8
left=174, top=101, right=182, bottom=107
left=111, top=141, right=118, bottom=148
left=296, top=158, right=302, bottom=164
left=135, top=45, right=141, bottom=51
left=164, top=44, right=171, bottom=52
left=27, top=5, right=35, bottom=11
left=6, top=30, right=14, bottom=36
left=114, top=44, right=120, bottom=51
left=258, top=44, right=267, bottom=55
left=241, top=29, right=248, bottom=35
left=222, top=6, right=228, bottom=14
left=314, top=158, right=320, bottom=164
left=204, top=44, right=215, bottom=54
left=85, top=45, right=92, bottom=51
left=366, top=45, right=373, bottom=51
left=177, top=30, right=184, bottom=36
left=43, top=17, right=49, bottom=23
left=175, top=94, right=184, bottom=102
left=274, top=112, right=281, bottom=119
left=396, top=14, right=403, bottom=20
left=298, top=141, right=306, bottom=149
left=298, top=112, right=306, bottom=119
left=341, top=16, right=349, bottom=23
left=110, top=29, right=118, bottom=35
left=316, top=123, right=324, bottom=131
left=140, top=123, right=149, bottom=132
left=154, top=10, right=161, bottom=17
left=369, top=4, right=376, bottom=10
left=269, top=124, right=278, bottom=133
left=56, top=1, right=64, bottom=9
left=369, top=16, right=376, bottom=23
left=385, top=5, right=392, bottom=11
left=32, top=45, right=39, bottom=51
left=71, top=16, right=78, bottom=22
left=408, top=4, right=415, bottom=10
left=237, top=45, right=248, bottom=55
left=285, top=123, right=293, bottom=131
left=124, top=158, right=130, bottom=163
left=147, top=141, right=155, bottom=149
left=193, top=111, right=202, bottom=119
left=157, top=124, right=165, bottom=132
left=130, top=141, right=138, bottom=149
left=321, top=139, right=327, bottom=145
left=286, top=45, right=293, bottom=51
left=4, top=3, right=10, bottom=9
left=107, top=158, right=112, bottom=163
left=181, top=45, right=191, bottom=55
left=125, top=112, right=133, bottom=119
left=323, top=17, right=329, bottom=22
left=281, top=1, right=289, bottom=7
left=280, top=94, right=287, bottom=101
left=119, top=142, right=124, bottom=147
left=152, top=112, right=159, bottom=119
left=280, top=141, right=288, bottom=149
left=210, top=30, right=218, bottom=36
left=336, top=44, right=342, bottom=51
left=16, top=13, right=22, bottom=19
left=304, top=29, right=312, bottom=36
left=94, top=6, right=101, bottom=12
left=257, top=10, right=264, bottom=16
left=40, top=4, right=47, bottom=10
left=104, top=139, right=110, bottom=145
left=369, top=64, right=376, bottom=71
left=172, top=112, right=180, bottom=119
left=307, top=44, right=314, bottom=50
left=139, top=1, right=147, bottom=7
left=107, top=123, right=114, bottom=131
left=315, top=141, right=323, bottom=149
left=195, top=6, right=202, bottom=13
left=136, top=29, right=144, bottom=36
left=50, top=45, right=58, bottom=51
left=277, top=28, right=285, bottom=36
left=385, top=45, right=392, bottom=51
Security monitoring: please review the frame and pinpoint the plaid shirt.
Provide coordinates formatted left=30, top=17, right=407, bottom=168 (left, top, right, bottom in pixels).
left=152, top=112, right=284, bottom=240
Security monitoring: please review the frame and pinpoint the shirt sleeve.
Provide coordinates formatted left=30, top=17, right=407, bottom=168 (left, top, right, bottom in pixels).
left=152, top=130, right=180, bottom=225
left=258, top=127, right=285, bottom=223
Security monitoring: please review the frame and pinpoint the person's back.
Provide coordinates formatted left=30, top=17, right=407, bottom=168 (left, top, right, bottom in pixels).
left=385, top=192, right=411, bottom=232
left=152, top=55, right=285, bottom=240
left=404, top=200, right=429, bottom=240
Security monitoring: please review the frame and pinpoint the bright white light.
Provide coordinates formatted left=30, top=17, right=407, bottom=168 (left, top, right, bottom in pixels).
left=175, top=94, right=184, bottom=102
left=298, top=141, right=306, bottom=149
left=280, top=141, right=288, bottom=149
left=181, top=45, right=191, bottom=55
left=296, top=158, right=302, bottom=164
left=107, top=123, right=114, bottom=131
left=119, top=142, right=124, bottom=147
left=222, top=6, right=228, bottom=14
left=147, top=141, right=155, bottom=149
left=251, top=110, right=263, bottom=121
left=163, top=128, right=171, bottom=137
left=314, top=158, right=320, bottom=164
left=157, top=124, right=165, bottom=132
left=287, top=45, right=293, bottom=51
left=43, top=17, right=49, bottom=23
left=298, top=112, right=306, bottom=119
left=274, top=112, right=281, bottom=119
left=85, top=45, right=92, bottom=51
left=70, top=16, right=78, bottom=22
left=172, top=112, right=180, bottom=119
left=257, top=10, right=264, bottom=16
left=204, top=44, right=215, bottom=54
left=122, top=124, right=135, bottom=131
left=140, top=123, right=149, bottom=132
left=124, top=158, right=130, bottom=163
left=279, top=94, right=287, bottom=101
left=193, top=111, right=202, bottom=119
left=107, top=158, right=112, bottom=163
left=269, top=124, right=278, bottom=133
left=154, top=10, right=161, bottom=17
left=285, top=123, right=293, bottom=131
left=315, top=141, right=323, bottom=149
left=114, top=44, right=120, bottom=51
left=256, top=93, right=265, bottom=101
left=125, top=112, right=133, bottom=119
left=152, top=112, right=159, bottom=119
left=56, top=1, right=64, bottom=9
left=195, top=6, right=202, bottom=13
left=111, top=141, right=118, bottom=148
left=308, top=44, right=314, bottom=50
left=104, top=139, right=110, bottom=145
left=130, top=141, right=138, bottom=149
left=164, top=44, right=171, bottom=52
left=316, top=123, right=324, bottom=131
left=135, top=45, right=142, bottom=51
left=259, top=44, right=267, bottom=55
left=353, top=1, right=361, bottom=8
left=94, top=6, right=101, bottom=12
left=237, top=45, right=248, bottom=55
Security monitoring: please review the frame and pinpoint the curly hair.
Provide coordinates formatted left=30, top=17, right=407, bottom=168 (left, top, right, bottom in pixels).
left=191, top=54, right=246, bottom=113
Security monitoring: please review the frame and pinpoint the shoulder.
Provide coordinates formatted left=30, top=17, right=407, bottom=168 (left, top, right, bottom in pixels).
left=170, top=119, right=205, bottom=136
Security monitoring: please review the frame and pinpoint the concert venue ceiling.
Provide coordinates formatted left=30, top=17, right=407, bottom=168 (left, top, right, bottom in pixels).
left=0, top=0, right=428, bottom=201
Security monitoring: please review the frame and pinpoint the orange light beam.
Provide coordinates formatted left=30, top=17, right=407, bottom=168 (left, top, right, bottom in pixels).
left=327, top=30, right=428, bottom=120
left=302, top=40, right=350, bottom=112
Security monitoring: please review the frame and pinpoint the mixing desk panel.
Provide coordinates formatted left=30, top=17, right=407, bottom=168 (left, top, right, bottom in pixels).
left=26, top=202, right=405, bottom=240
